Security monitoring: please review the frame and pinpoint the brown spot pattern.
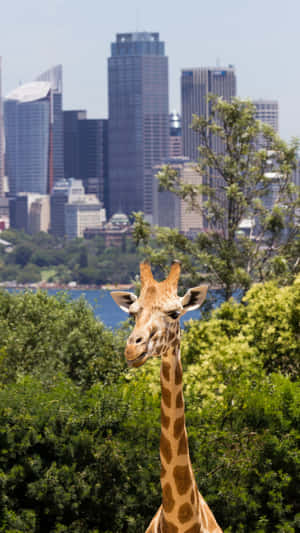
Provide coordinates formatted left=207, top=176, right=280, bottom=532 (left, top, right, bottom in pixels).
left=162, top=483, right=175, bottom=513
left=177, top=433, right=188, bottom=455
left=190, top=489, right=195, bottom=505
left=176, top=391, right=183, bottom=408
left=173, top=465, right=192, bottom=495
left=184, top=525, right=200, bottom=533
left=162, top=362, right=171, bottom=381
left=167, top=331, right=175, bottom=344
left=175, top=362, right=182, bottom=385
left=174, top=415, right=185, bottom=439
left=161, top=383, right=171, bottom=408
left=162, top=517, right=178, bottom=533
left=161, top=407, right=170, bottom=429
left=178, top=502, right=193, bottom=523
left=160, top=433, right=172, bottom=464
left=160, top=463, right=166, bottom=478
left=172, top=339, right=179, bottom=352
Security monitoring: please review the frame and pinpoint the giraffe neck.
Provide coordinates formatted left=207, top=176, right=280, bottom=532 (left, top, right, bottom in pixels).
left=159, top=330, right=201, bottom=531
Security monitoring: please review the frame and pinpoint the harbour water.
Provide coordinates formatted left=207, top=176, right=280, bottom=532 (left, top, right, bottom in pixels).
left=5, top=287, right=207, bottom=329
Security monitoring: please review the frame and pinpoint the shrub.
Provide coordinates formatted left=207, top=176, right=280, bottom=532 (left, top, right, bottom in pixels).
left=186, top=374, right=300, bottom=532
left=0, top=290, right=126, bottom=387
left=0, top=375, right=160, bottom=533
left=182, top=276, right=300, bottom=407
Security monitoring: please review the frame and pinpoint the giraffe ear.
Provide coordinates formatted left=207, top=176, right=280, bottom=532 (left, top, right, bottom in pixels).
left=111, top=291, right=137, bottom=313
left=181, top=286, right=208, bottom=313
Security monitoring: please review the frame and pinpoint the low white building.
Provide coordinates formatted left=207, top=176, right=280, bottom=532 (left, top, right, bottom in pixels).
left=65, top=194, right=106, bottom=240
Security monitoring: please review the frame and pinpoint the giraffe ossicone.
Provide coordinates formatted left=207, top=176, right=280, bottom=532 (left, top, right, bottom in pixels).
left=111, top=262, right=223, bottom=533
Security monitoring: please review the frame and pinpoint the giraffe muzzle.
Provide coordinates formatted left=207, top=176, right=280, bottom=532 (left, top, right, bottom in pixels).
left=127, top=351, right=149, bottom=368
left=125, top=341, right=148, bottom=365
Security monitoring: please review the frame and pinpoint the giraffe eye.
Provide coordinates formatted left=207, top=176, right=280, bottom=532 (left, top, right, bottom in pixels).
left=167, top=310, right=181, bottom=320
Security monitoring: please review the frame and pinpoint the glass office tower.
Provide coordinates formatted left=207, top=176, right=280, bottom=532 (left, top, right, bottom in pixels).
left=36, top=65, right=64, bottom=184
left=108, top=32, right=169, bottom=219
left=64, top=111, right=108, bottom=208
left=4, top=82, right=51, bottom=195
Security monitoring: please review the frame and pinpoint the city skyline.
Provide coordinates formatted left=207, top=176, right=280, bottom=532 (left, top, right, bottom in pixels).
left=0, top=0, right=299, bottom=142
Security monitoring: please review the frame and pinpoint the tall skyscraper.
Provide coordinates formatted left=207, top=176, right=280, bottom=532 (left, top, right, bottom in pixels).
left=64, top=111, right=108, bottom=208
left=4, top=65, right=63, bottom=197
left=253, top=100, right=280, bottom=211
left=181, top=66, right=236, bottom=161
left=78, top=118, right=108, bottom=205
left=64, top=110, right=87, bottom=180
left=253, top=99, right=279, bottom=151
left=4, top=82, right=52, bottom=195
left=36, top=65, right=64, bottom=184
left=108, top=32, right=169, bottom=219
left=0, top=57, right=4, bottom=196
left=253, top=99, right=279, bottom=133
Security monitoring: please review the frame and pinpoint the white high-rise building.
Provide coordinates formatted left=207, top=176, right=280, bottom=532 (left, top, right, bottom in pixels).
left=0, top=57, right=4, bottom=196
left=253, top=99, right=279, bottom=133
left=181, top=66, right=236, bottom=162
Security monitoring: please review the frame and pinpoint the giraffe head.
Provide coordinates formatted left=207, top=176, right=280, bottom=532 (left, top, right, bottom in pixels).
left=111, top=261, right=208, bottom=368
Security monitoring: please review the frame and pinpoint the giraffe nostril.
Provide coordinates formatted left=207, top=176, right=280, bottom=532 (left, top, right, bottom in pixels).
left=136, top=337, right=143, bottom=344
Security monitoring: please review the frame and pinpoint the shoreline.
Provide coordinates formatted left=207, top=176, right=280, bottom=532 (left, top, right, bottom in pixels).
left=0, top=282, right=134, bottom=291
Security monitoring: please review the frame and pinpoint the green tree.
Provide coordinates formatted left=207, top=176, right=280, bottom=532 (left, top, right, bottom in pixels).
left=134, top=97, right=300, bottom=299
left=79, top=246, right=88, bottom=269
left=0, top=264, right=20, bottom=282
left=0, top=290, right=126, bottom=387
left=186, top=373, right=300, bottom=533
left=16, top=264, right=41, bottom=284
left=14, top=244, right=34, bottom=267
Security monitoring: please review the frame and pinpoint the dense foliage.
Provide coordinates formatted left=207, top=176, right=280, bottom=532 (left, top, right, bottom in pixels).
left=0, top=289, right=127, bottom=387
left=0, top=278, right=299, bottom=532
left=0, top=230, right=141, bottom=285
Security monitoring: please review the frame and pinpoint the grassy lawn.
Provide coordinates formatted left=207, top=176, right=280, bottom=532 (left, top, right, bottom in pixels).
left=41, top=269, right=57, bottom=281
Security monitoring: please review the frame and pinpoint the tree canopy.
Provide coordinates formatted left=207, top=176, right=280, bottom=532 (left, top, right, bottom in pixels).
left=134, top=97, right=300, bottom=299
left=0, top=230, right=141, bottom=286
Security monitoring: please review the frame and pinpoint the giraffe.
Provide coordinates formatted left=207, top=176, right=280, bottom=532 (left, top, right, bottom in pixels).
left=111, top=261, right=223, bottom=533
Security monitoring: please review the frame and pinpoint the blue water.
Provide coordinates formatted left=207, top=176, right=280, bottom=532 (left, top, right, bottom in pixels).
left=5, top=288, right=206, bottom=329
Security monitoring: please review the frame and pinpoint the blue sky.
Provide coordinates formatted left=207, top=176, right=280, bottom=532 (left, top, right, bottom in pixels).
left=1, top=0, right=299, bottom=140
